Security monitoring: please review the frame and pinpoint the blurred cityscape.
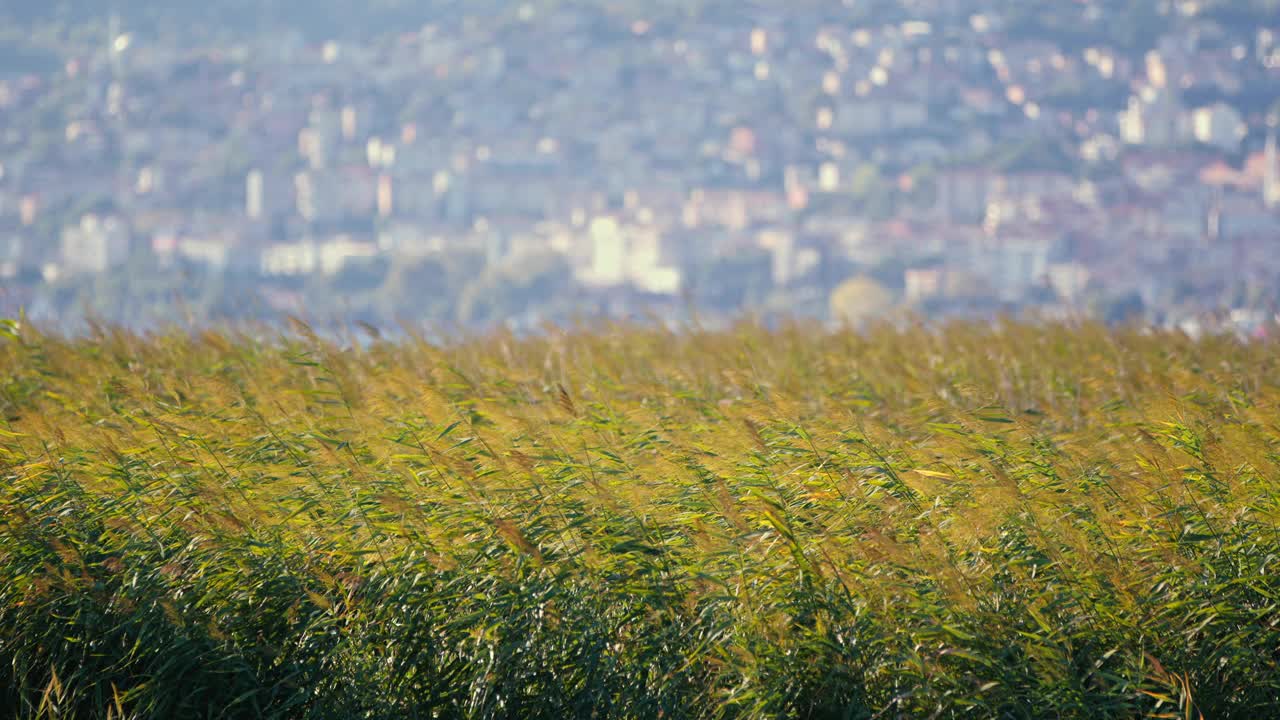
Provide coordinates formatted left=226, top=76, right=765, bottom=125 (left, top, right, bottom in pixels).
left=1, top=0, right=1279, bottom=333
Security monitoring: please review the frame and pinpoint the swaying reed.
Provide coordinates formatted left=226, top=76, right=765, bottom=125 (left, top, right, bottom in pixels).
left=1, top=318, right=1277, bottom=718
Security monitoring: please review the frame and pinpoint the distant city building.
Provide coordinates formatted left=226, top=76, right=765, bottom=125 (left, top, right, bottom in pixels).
left=1119, top=87, right=1185, bottom=147
left=377, top=174, right=393, bottom=218
left=5, top=1, right=1280, bottom=329
left=904, top=267, right=943, bottom=303
left=1192, top=103, right=1245, bottom=152
left=60, top=215, right=130, bottom=275
left=584, top=216, right=625, bottom=287
left=246, top=170, right=265, bottom=220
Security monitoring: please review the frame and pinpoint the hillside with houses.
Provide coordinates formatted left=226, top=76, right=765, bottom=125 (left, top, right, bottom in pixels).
left=1, top=0, right=1279, bottom=332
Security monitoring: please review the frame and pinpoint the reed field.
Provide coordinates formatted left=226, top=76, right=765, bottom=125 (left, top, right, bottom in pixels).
left=1, top=318, right=1278, bottom=719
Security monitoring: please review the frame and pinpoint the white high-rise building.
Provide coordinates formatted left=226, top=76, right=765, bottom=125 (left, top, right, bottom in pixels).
left=246, top=170, right=265, bottom=219
left=587, top=216, right=625, bottom=286
left=107, top=13, right=125, bottom=78
left=759, top=229, right=795, bottom=286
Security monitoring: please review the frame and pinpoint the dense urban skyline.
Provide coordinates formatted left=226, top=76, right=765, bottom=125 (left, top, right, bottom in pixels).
left=1, top=0, right=1279, bottom=333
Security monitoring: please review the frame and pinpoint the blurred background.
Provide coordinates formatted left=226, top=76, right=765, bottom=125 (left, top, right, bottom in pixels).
left=1, top=0, right=1278, bottom=334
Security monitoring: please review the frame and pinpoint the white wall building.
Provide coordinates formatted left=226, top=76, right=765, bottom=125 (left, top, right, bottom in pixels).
left=579, top=215, right=681, bottom=294
left=1047, top=262, right=1091, bottom=302
left=246, top=170, right=266, bottom=219
left=60, top=214, right=130, bottom=274
left=1119, top=87, right=1186, bottom=147
left=1192, top=103, right=1245, bottom=152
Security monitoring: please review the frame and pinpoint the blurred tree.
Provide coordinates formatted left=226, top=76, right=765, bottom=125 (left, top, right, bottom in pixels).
left=330, top=256, right=390, bottom=294
left=456, top=251, right=571, bottom=327
left=849, top=163, right=882, bottom=199
left=829, top=275, right=896, bottom=326
left=1098, top=291, right=1146, bottom=325
left=687, top=248, right=773, bottom=311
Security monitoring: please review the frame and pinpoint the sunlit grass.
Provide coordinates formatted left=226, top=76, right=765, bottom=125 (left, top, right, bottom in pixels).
left=1, top=318, right=1278, bottom=718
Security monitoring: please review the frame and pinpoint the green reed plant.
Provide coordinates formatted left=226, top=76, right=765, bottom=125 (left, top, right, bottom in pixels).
left=1, top=319, right=1278, bottom=718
